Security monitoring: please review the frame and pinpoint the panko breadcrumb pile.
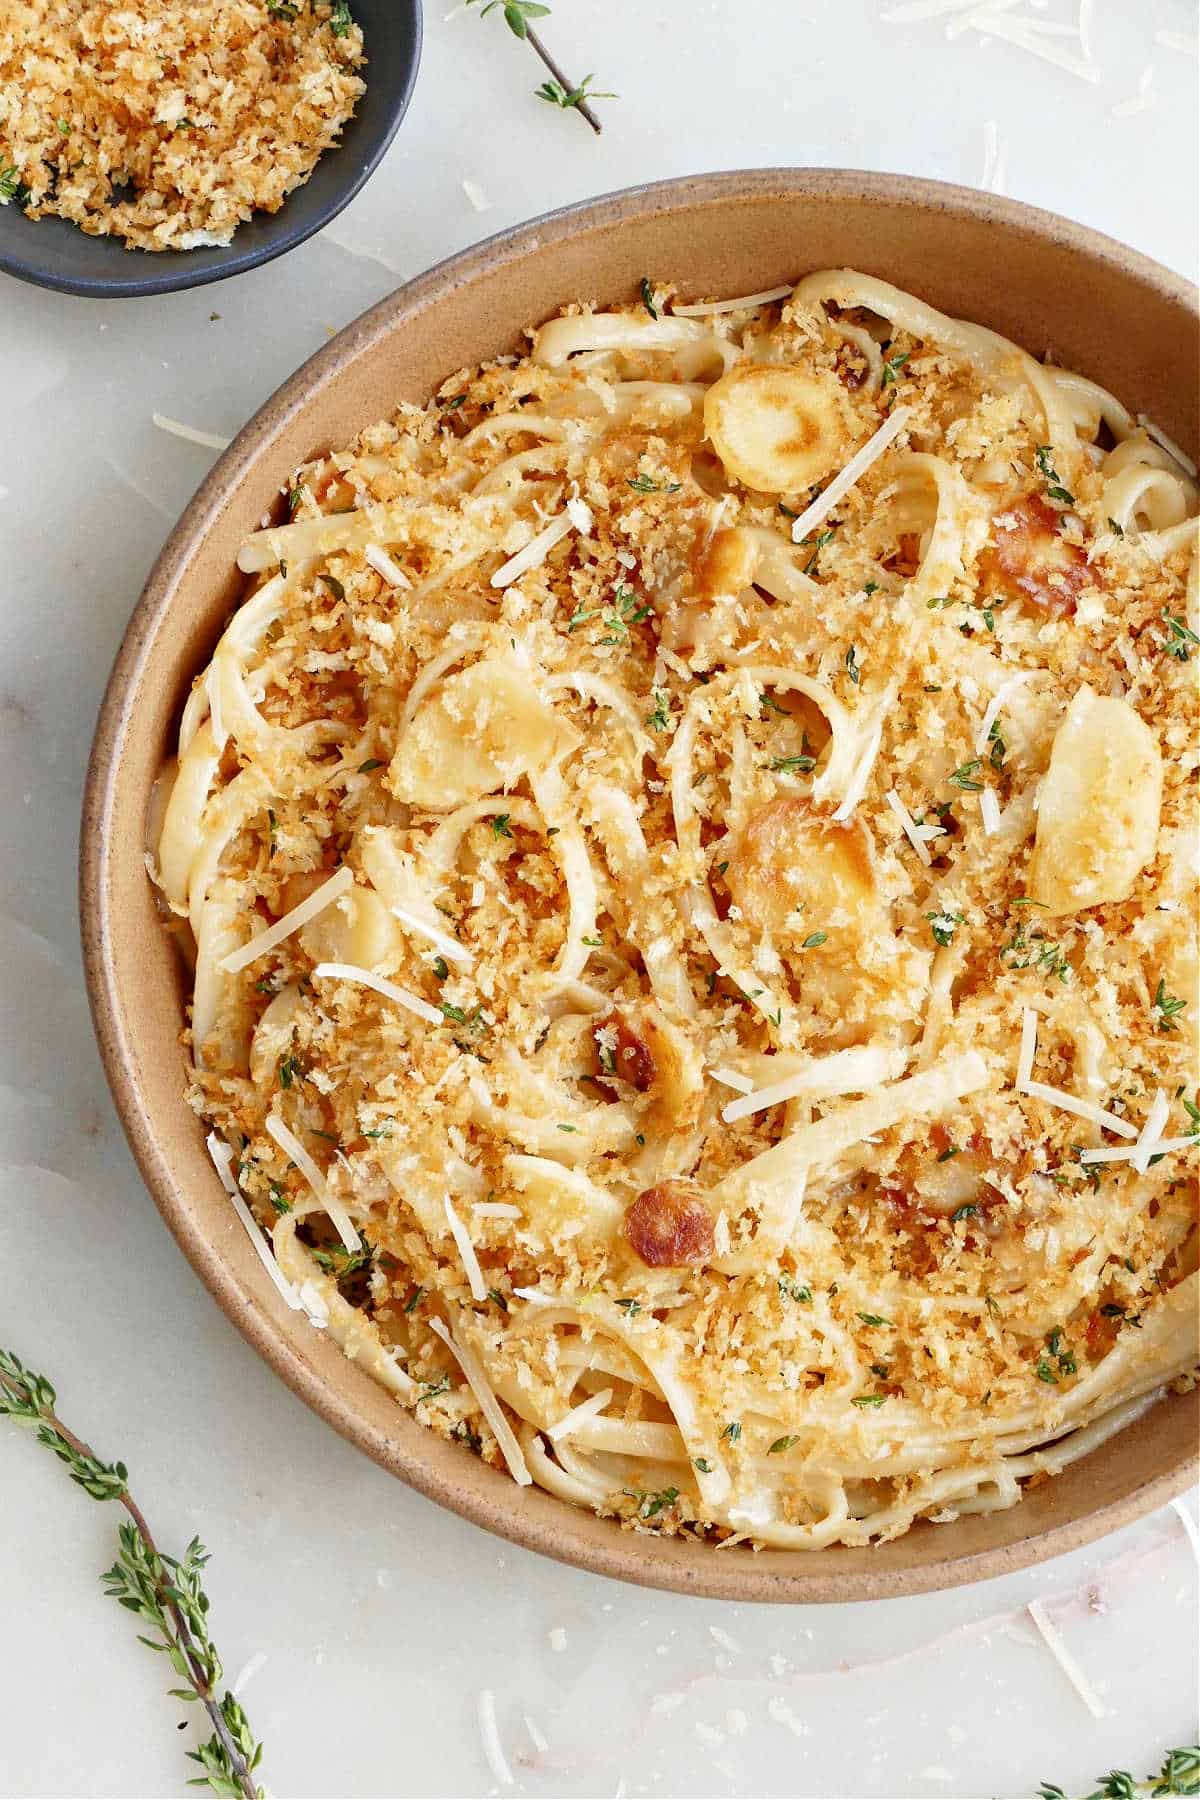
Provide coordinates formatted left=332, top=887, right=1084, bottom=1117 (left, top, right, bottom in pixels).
left=0, top=0, right=365, bottom=251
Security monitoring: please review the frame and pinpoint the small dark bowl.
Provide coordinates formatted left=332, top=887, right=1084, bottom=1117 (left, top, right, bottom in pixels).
left=0, top=0, right=421, bottom=299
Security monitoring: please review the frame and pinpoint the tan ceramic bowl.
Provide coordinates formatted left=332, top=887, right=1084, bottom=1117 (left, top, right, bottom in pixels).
left=81, top=171, right=1199, bottom=1602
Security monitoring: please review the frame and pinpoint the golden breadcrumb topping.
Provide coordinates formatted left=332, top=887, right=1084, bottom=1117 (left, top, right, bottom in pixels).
left=0, top=0, right=364, bottom=251
left=156, top=273, right=1199, bottom=1547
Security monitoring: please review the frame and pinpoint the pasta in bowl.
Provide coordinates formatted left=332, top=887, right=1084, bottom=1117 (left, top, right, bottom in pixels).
left=151, top=263, right=1199, bottom=1552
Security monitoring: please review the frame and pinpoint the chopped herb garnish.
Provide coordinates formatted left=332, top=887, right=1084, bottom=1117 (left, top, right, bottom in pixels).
left=645, top=688, right=672, bottom=732
left=581, top=933, right=603, bottom=947
left=615, top=1298, right=641, bottom=1315
left=491, top=813, right=513, bottom=839
left=404, top=1287, right=425, bottom=1314
left=1000, top=924, right=1071, bottom=984
left=760, top=690, right=791, bottom=717
left=277, top=1054, right=299, bottom=1090
left=1162, top=611, right=1199, bottom=662
left=556, top=1123, right=577, bottom=1133
left=851, top=1394, right=887, bottom=1408
left=925, top=909, right=963, bottom=948
left=864, top=579, right=879, bottom=596
left=329, top=0, right=354, bottom=34
left=417, top=1375, right=451, bottom=1404
left=357, top=758, right=383, bottom=773
left=268, top=1183, right=291, bottom=1214
left=1153, top=977, right=1186, bottom=1032
left=693, top=1457, right=712, bottom=1473
left=625, top=1485, right=679, bottom=1519
left=286, top=484, right=305, bottom=515
left=951, top=1204, right=980, bottom=1223
left=318, top=573, right=345, bottom=603
left=778, top=1276, right=812, bottom=1303
left=856, top=1312, right=890, bottom=1328
left=362, top=1120, right=394, bottom=1139
left=844, top=644, right=861, bottom=684
left=937, top=1146, right=960, bottom=1163
left=880, top=350, right=910, bottom=387
left=720, top=1420, right=742, bottom=1442
left=640, top=277, right=658, bottom=319
left=800, top=930, right=827, bottom=949
left=768, top=1435, right=800, bottom=1455
left=1034, top=445, right=1075, bottom=508
left=985, top=1293, right=1002, bottom=1318
left=1107, top=516, right=1125, bottom=537
left=310, top=1245, right=372, bottom=1279
left=987, top=719, right=1006, bottom=767
left=771, top=753, right=816, bottom=773
left=627, top=473, right=682, bottom=495
left=948, top=759, right=984, bottom=792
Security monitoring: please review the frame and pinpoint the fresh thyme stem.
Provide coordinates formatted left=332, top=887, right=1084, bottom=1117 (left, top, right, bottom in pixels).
left=524, top=25, right=603, bottom=133
left=0, top=1349, right=264, bottom=1800
left=467, top=0, right=611, bottom=131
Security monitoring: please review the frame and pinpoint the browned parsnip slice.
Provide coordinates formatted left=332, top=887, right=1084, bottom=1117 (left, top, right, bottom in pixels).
left=703, top=365, right=845, bottom=494
left=1027, top=688, right=1162, bottom=915
left=727, top=797, right=881, bottom=935
left=389, top=660, right=580, bottom=809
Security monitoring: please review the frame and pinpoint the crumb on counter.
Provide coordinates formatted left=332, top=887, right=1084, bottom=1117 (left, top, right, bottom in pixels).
left=0, top=0, right=365, bottom=252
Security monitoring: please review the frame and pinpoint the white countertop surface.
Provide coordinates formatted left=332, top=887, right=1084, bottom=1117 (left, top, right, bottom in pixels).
left=1, top=2, right=1196, bottom=1796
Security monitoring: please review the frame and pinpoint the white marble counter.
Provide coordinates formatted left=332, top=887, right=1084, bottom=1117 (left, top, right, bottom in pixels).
left=0, top=2, right=1196, bottom=1795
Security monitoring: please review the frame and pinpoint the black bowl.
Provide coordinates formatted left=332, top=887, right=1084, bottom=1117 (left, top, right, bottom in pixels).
left=0, top=0, right=421, bottom=299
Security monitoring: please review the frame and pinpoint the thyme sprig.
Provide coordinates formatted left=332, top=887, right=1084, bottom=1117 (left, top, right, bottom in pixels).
left=0, top=1348, right=264, bottom=1799
left=468, top=1, right=613, bottom=132
left=1038, top=1744, right=1199, bottom=1799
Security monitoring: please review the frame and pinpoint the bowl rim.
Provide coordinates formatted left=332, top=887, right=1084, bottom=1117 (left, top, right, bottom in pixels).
left=80, top=167, right=1199, bottom=1603
left=0, top=0, right=422, bottom=300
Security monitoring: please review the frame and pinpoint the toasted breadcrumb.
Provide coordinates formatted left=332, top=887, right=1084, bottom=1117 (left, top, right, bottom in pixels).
left=0, top=0, right=365, bottom=251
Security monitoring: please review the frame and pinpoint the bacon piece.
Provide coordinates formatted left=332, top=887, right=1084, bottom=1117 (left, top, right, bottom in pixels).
left=980, top=493, right=1087, bottom=617
left=624, top=1179, right=715, bottom=1269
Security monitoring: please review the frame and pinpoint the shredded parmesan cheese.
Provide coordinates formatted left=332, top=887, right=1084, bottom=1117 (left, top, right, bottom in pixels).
left=1130, top=1088, right=1172, bottom=1175
left=264, top=1112, right=361, bottom=1250
left=547, top=1386, right=615, bottom=1442
left=444, top=1197, right=488, bottom=1302
left=473, top=1201, right=522, bottom=1219
left=152, top=413, right=231, bottom=451
left=462, top=178, right=491, bottom=213
left=1016, top=1009, right=1138, bottom=1139
left=832, top=721, right=884, bottom=822
left=671, top=286, right=794, bottom=317
left=206, top=1131, right=302, bottom=1309
left=429, top=1317, right=532, bottom=1486
left=1172, top=1497, right=1200, bottom=1564
left=476, top=1689, right=514, bottom=1787
left=390, top=905, right=473, bottom=969
left=364, top=544, right=412, bottom=588
left=885, top=787, right=932, bottom=866
left=312, top=962, right=443, bottom=1026
left=975, top=669, right=1034, bottom=756
left=220, top=865, right=354, bottom=974
left=789, top=406, right=913, bottom=543
left=491, top=503, right=592, bottom=588
left=1026, top=1599, right=1106, bottom=1718
left=709, top=1065, right=756, bottom=1095
left=980, top=787, right=1001, bottom=834
left=721, top=1046, right=909, bottom=1124
left=1018, top=1006, right=1037, bottom=1089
